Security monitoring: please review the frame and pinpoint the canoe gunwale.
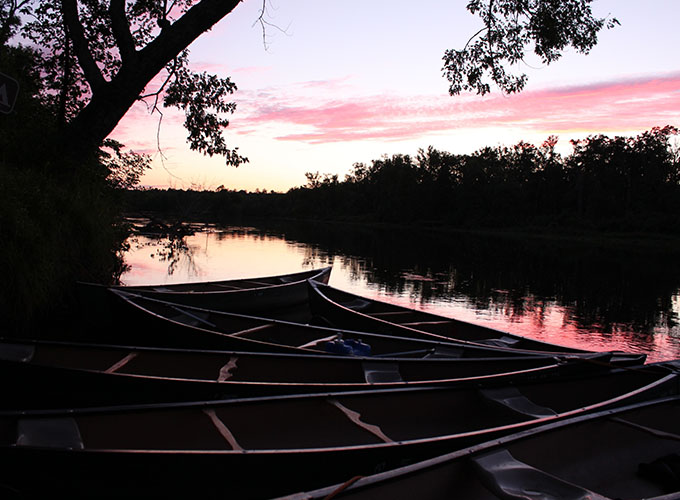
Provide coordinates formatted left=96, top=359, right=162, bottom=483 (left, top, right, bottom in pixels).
left=113, top=267, right=332, bottom=295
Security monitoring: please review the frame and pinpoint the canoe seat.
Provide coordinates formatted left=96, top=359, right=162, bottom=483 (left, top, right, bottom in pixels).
left=169, top=307, right=216, bottom=328
left=638, top=453, right=680, bottom=492
left=479, top=387, right=557, bottom=418
left=0, top=343, right=35, bottom=362
left=16, top=417, right=84, bottom=450
left=478, top=336, right=521, bottom=348
left=344, top=298, right=372, bottom=311
left=471, top=449, right=608, bottom=500
left=362, top=362, right=403, bottom=384
left=429, top=346, right=464, bottom=358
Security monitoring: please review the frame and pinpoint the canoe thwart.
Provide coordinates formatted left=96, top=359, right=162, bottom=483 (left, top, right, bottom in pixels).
left=479, top=387, right=557, bottom=418
left=218, top=357, right=239, bottom=382
left=471, top=449, right=609, bottom=500
left=105, top=352, right=139, bottom=374
left=203, top=409, right=243, bottom=451
left=16, top=418, right=84, bottom=450
left=328, top=399, right=394, bottom=443
left=0, top=343, right=35, bottom=363
left=609, top=417, right=680, bottom=442
left=362, top=362, right=403, bottom=384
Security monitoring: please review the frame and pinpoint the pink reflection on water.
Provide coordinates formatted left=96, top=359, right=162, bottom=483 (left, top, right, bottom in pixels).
left=120, top=225, right=680, bottom=363
left=332, top=277, right=680, bottom=363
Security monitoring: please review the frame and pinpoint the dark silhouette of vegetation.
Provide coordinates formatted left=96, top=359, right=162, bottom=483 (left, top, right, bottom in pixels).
left=0, top=45, right=130, bottom=332
left=124, top=126, right=680, bottom=235
left=445, top=0, right=619, bottom=95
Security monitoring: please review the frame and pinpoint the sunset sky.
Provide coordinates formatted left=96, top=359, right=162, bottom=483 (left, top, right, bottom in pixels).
left=113, top=0, right=680, bottom=192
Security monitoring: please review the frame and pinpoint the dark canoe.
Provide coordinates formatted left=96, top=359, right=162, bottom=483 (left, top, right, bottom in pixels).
left=78, top=266, right=332, bottom=315
left=0, top=337, right=629, bottom=409
left=285, top=393, right=680, bottom=500
left=94, top=289, right=648, bottom=363
left=1, top=362, right=678, bottom=499
left=308, top=279, right=592, bottom=355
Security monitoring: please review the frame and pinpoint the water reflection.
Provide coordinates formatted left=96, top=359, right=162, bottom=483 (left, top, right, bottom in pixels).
left=120, top=219, right=680, bottom=362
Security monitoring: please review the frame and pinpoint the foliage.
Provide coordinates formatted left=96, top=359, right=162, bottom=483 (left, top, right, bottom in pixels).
left=6, top=0, right=245, bottom=165
left=444, top=0, right=619, bottom=95
left=164, top=65, right=247, bottom=165
left=101, top=139, right=152, bottom=189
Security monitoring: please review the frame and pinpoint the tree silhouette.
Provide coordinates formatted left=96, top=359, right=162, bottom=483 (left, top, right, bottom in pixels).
left=3, top=0, right=619, bottom=168
left=444, top=0, right=618, bottom=95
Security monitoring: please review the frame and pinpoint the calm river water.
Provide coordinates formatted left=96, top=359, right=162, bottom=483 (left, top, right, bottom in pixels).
left=120, top=219, right=680, bottom=363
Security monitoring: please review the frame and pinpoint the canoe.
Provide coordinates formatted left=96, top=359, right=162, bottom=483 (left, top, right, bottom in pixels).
left=0, top=361, right=677, bottom=499
left=283, top=392, right=680, bottom=500
left=92, top=289, right=648, bottom=363
left=0, top=337, right=628, bottom=409
left=308, top=279, right=593, bottom=354
left=78, top=266, right=332, bottom=315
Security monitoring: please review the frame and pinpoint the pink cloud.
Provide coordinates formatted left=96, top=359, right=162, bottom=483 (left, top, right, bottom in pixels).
left=236, top=73, right=680, bottom=143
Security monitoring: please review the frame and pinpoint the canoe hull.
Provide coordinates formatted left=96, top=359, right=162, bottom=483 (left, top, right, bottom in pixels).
left=1, top=363, right=678, bottom=499
left=125, top=266, right=331, bottom=313
left=78, top=266, right=332, bottom=318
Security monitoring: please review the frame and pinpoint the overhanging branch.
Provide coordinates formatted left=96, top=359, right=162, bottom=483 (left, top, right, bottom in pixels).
left=61, top=0, right=106, bottom=92
left=135, top=0, right=242, bottom=80
left=109, top=0, right=136, bottom=63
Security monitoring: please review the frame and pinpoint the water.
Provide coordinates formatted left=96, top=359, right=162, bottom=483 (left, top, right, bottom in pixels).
left=120, top=219, right=680, bottom=362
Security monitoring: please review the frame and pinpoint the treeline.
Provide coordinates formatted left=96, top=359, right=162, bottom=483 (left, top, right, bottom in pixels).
left=125, top=126, right=680, bottom=234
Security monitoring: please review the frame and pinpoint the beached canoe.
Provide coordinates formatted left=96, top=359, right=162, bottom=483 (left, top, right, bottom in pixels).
left=89, top=290, right=648, bottom=362
left=78, top=266, right=332, bottom=315
left=0, top=337, right=629, bottom=409
left=282, top=391, right=680, bottom=500
left=0, top=361, right=677, bottom=499
left=308, top=279, right=593, bottom=354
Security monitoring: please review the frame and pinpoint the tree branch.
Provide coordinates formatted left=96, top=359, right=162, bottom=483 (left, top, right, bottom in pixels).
left=61, top=0, right=106, bottom=92
left=108, top=0, right=136, bottom=63
left=115, top=0, right=241, bottom=96
left=66, top=0, right=243, bottom=151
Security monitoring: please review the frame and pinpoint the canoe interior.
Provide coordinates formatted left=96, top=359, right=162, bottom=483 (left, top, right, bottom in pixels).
left=309, top=280, right=588, bottom=354
left=7, top=339, right=575, bottom=383
left=99, top=290, right=561, bottom=359
left=290, top=396, right=680, bottom=500
left=1, top=368, right=677, bottom=499
left=3, top=365, right=676, bottom=452
left=1, top=336, right=639, bottom=410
